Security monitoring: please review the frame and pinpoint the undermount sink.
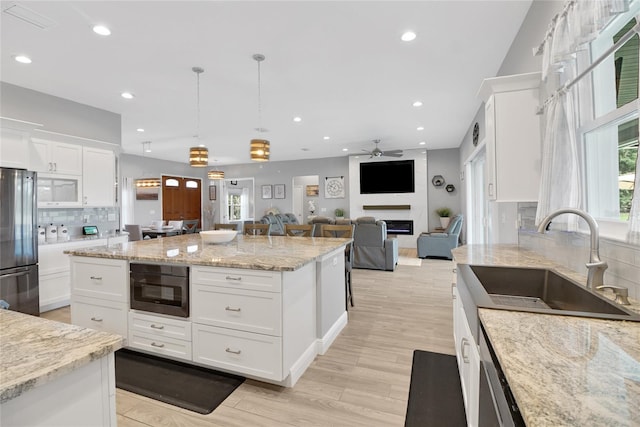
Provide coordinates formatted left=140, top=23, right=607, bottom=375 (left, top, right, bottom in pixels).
left=462, top=265, right=640, bottom=322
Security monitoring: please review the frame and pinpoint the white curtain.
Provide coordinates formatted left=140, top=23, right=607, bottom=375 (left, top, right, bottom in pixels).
left=536, top=90, right=582, bottom=229
left=121, top=177, right=135, bottom=226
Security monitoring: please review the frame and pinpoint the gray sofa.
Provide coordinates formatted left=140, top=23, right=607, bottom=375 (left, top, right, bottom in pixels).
left=416, top=214, right=463, bottom=260
left=259, top=213, right=299, bottom=235
left=352, top=217, right=399, bottom=271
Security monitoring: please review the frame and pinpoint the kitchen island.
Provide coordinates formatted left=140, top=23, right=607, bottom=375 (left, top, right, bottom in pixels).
left=452, top=244, right=640, bottom=427
left=0, top=309, right=123, bottom=426
left=65, top=233, right=351, bottom=387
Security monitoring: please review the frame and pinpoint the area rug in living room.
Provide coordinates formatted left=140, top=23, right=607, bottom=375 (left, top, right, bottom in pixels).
left=115, top=348, right=244, bottom=414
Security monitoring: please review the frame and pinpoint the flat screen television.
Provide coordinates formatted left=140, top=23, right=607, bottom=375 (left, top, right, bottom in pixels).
left=360, top=159, right=415, bottom=194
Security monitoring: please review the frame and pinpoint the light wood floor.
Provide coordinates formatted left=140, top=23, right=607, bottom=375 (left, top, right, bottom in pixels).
left=42, top=251, right=456, bottom=426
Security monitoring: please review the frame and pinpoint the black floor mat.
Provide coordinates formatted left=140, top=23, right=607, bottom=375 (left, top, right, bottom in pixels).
left=405, top=350, right=467, bottom=427
left=115, top=348, right=244, bottom=415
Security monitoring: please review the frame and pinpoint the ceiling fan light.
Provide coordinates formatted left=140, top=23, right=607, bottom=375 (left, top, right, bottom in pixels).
left=250, top=139, right=270, bottom=161
left=208, top=170, right=225, bottom=180
left=189, top=146, right=208, bottom=167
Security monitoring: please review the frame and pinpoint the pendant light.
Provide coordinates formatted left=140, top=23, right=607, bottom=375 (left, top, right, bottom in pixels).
left=208, top=170, right=224, bottom=180
left=189, top=66, right=209, bottom=167
left=135, top=141, right=160, bottom=188
left=250, top=54, right=270, bottom=161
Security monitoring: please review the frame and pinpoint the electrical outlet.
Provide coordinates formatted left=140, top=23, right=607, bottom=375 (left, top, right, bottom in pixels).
left=321, top=208, right=326, bottom=212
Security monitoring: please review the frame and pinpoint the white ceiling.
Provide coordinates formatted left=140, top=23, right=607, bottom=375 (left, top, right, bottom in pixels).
left=0, top=1, right=532, bottom=166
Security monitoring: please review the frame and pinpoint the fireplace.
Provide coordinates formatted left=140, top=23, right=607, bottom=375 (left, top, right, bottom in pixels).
left=384, top=220, right=414, bottom=235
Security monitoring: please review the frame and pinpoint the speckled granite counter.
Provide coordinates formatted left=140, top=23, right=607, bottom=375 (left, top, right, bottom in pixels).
left=0, top=309, right=123, bottom=403
left=452, top=244, right=640, bottom=427
left=64, top=234, right=351, bottom=271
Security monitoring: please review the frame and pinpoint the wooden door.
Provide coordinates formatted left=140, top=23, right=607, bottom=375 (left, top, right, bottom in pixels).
left=162, top=176, right=202, bottom=228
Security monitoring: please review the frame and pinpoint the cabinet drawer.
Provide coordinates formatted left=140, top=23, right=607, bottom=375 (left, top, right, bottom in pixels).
left=71, top=295, right=128, bottom=341
left=192, top=266, right=281, bottom=293
left=128, top=331, right=192, bottom=362
left=192, top=285, right=281, bottom=336
left=193, top=324, right=282, bottom=381
left=71, top=258, right=128, bottom=302
left=129, top=311, right=192, bottom=341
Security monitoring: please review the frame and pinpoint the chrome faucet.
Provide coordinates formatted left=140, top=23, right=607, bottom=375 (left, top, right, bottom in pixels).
left=537, top=208, right=608, bottom=291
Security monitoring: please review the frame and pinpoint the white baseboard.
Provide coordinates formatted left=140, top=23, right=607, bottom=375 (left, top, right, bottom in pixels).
left=40, top=297, right=70, bottom=313
left=284, top=341, right=318, bottom=387
left=316, top=311, right=348, bottom=355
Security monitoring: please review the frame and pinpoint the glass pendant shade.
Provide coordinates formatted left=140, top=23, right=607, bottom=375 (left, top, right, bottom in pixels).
left=135, top=178, right=161, bottom=188
left=250, top=139, right=270, bottom=161
left=189, top=146, right=208, bottom=167
left=208, top=170, right=225, bottom=180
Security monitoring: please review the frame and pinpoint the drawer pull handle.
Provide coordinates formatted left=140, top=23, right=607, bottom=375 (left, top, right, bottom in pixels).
left=90, top=317, right=103, bottom=322
left=225, top=306, right=241, bottom=312
left=461, top=338, right=470, bottom=363
left=151, top=342, right=165, bottom=348
left=90, top=276, right=103, bottom=280
left=150, top=324, right=165, bottom=329
left=225, top=275, right=242, bottom=281
left=225, top=347, right=241, bottom=355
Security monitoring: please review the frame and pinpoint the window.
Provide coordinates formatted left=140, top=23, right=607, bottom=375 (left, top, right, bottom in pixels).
left=227, top=190, right=242, bottom=221
left=580, top=5, right=639, bottom=232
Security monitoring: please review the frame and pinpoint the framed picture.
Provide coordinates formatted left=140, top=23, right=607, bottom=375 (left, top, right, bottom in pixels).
left=136, top=187, right=159, bottom=200
left=306, top=184, right=319, bottom=197
left=262, top=184, right=273, bottom=199
left=209, top=185, right=217, bottom=200
left=274, top=184, right=285, bottom=199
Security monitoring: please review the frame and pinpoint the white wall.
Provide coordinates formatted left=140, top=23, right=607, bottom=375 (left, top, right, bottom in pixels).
left=348, top=149, right=428, bottom=248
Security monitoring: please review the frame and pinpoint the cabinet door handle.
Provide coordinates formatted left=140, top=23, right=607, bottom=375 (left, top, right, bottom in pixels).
left=451, top=283, right=456, bottom=299
left=225, top=276, right=242, bottom=281
left=53, top=162, right=57, bottom=172
left=90, top=276, right=102, bottom=280
left=150, top=342, right=165, bottom=348
left=91, top=317, right=103, bottom=322
left=488, top=183, right=494, bottom=197
left=225, top=347, right=241, bottom=355
left=225, top=306, right=241, bottom=312
left=150, top=324, right=165, bottom=329
left=461, top=338, right=470, bottom=363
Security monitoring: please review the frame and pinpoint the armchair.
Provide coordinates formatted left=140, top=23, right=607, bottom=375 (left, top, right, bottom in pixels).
left=352, top=217, right=399, bottom=271
left=417, top=214, right=463, bottom=260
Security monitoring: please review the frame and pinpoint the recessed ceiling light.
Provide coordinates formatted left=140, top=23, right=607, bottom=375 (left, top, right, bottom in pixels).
left=401, top=31, right=417, bottom=42
left=342, top=148, right=348, bottom=152
left=417, top=126, right=424, bottom=131
left=92, top=25, right=111, bottom=36
left=293, top=116, right=302, bottom=122
left=419, top=141, right=426, bottom=145
left=121, top=92, right=134, bottom=99
left=136, top=128, right=145, bottom=132
left=412, top=101, right=423, bottom=107
left=14, top=55, right=32, bottom=64
left=323, top=136, right=330, bottom=140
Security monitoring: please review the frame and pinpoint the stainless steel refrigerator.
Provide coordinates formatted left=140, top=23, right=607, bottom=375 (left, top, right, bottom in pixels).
left=0, top=167, right=39, bottom=315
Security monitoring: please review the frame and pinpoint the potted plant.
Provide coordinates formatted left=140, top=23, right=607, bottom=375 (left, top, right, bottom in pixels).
left=334, top=208, right=345, bottom=219
left=436, top=207, right=452, bottom=229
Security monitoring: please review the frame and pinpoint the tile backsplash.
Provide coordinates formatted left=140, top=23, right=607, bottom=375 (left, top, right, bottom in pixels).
left=518, top=203, right=640, bottom=300
left=38, top=207, right=120, bottom=239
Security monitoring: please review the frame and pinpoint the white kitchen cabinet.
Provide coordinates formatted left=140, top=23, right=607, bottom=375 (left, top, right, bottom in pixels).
left=128, top=311, right=192, bottom=361
left=83, top=146, right=115, bottom=207
left=30, top=137, right=83, bottom=175
left=0, top=117, right=41, bottom=169
left=70, top=256, right=129, bottom=343
left=453, top=282, right=480, bottom=427
left=39, top=237, right=128, bottom=313
left=478, top=72, right=542, bottom=202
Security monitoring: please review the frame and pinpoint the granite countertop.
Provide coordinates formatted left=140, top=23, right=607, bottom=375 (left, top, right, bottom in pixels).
left=64, top=233, right=351, bottom=271
left=0, top=310, right=123, bottom=403
left=452, top=244, right=640, bottom=427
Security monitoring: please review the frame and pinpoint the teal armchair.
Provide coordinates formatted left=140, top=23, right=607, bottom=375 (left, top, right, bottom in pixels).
left=417, top=215, right=463, bottom=260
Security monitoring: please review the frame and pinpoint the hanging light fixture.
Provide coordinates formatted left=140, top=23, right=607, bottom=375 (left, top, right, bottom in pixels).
left=189, top=66, right=209, bottom=167
left=250, top=53, right=270, bottom=161
left=208, top=170, right=225, bottom=180
left=135, top=141, right=160, bottom=188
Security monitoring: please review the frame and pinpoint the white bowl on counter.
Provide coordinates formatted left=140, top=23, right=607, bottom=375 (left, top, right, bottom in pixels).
left=200, top=230, right=237, bottom=244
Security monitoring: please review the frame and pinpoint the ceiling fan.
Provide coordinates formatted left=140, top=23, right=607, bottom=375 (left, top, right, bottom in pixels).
left=362, top=139, right=403, bottom=158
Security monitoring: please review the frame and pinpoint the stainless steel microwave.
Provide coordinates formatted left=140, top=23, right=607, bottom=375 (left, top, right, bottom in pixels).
left=130, top=263, right=189, bottom=317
